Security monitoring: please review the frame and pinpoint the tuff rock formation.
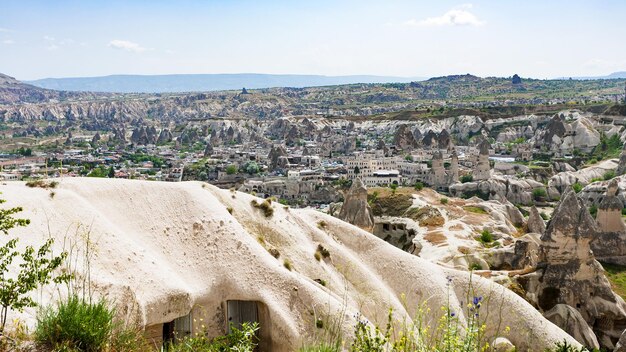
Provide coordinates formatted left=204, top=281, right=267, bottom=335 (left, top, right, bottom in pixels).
left=157, top=128, right=173, bottom=144
left=527, top=205, right=546, bottom=234
left=519, top=188, right=626, bottom=349
left=591, top=179, right=626, bottom=265
left=338, top=178, right=375, bottom=229
left=393, top=124, right=419, bottom=150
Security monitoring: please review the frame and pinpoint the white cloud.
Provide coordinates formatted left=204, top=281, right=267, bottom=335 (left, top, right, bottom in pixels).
left=405, top=4, right=485, bottom=27
left=108, top=39, right=147, bottom=53
left=2, top=39, right=14, bottom=45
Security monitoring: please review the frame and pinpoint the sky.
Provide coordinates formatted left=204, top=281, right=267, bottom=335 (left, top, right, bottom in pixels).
left=1, top=0, right=626, bottom=80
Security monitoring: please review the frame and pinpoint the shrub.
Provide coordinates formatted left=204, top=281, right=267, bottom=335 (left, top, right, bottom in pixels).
left=225, top=164, right=238, bottom=175
left=549, top=339, right=589, bottom=352
left=440, top=198, right=449, bottom=205
left=479, top=229, right=493, bottom=243
left=469, top=263, right=482, bottom=271
left=316, top=244, right=331, bottom=259
left=168, top=322, right=259, bottom=352
left=460, top=174, right=473, bottom=183
left=268, top=248, right=280, bottom=258
left=604, top=170, right=616, bottom=180
left=25, top=179, right=58, bottom=189
left=35, top=296, right=115, bottom=351
left=314, top=251, right=322, bottom=261
left=226, top=206, right=233, bottom=214
left=317, top=220, right=327, bottom=229
left=540, top=212, right=549, bottom=221
left=251, top=199, right=274, bottom=217
left=572, top=182, right=583, bottom=193
left=284, top=259, right=293, bottom=271
left=414, top=182, right=424, bottom=191
left=463, top=206, right=487, bottom=215
left=589, top=204, right=598, bottom=218
left=532, top=187, right=547, bottom=201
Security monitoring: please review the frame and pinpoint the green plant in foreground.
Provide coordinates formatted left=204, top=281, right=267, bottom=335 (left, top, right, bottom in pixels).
left=35, top=296, right=115, bottom=351
left=35, top=295, right=149, bottom=352
left=0, top=194, right=69, bottom=335
left=167, top=322, right=259, bottom=352
left=347, top=277, right=490, bottom=352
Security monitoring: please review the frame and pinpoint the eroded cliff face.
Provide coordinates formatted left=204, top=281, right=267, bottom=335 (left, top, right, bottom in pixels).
left=1, top=178, right=579, bottom=351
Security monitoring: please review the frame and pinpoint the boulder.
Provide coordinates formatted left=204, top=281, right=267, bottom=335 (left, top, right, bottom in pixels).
left=492, top=337, right=516, bottom=352
left=543, top=304, right=599, bottom=350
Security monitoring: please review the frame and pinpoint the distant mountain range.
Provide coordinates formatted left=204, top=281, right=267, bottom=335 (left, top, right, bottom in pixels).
left=558, top=71, right=626, bottom=80
left=27, top=74, right=426, bottom=93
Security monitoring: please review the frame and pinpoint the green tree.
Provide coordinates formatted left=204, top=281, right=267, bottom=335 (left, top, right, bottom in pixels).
left=0, top=195, right=69, bottom=334
left=107, top=166, right=115, bottom=178
left=226, top=164, right=238, bottom=175
left=390, top=183, right=398, bottom=195
left=242, top=161, right=260, bottom=175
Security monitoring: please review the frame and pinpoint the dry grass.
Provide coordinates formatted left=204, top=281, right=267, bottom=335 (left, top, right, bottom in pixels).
left=25, top=179, right=58, bottom=189
left=251, top=199, right=274, bottom=217
left=424, top=231, right=447, bottom=245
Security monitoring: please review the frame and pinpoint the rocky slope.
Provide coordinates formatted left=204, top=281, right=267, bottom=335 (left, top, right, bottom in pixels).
left=1, top=178, right=578, bottom=351
left=0, top=73, right=98, bottom=104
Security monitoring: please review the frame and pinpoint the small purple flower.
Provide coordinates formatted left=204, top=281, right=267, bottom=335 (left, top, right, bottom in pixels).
left=450, top=312, right=456, bottom=317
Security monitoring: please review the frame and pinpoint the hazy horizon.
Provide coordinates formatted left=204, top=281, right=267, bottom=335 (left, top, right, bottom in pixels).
left=2, top=0, right=626, bottom=80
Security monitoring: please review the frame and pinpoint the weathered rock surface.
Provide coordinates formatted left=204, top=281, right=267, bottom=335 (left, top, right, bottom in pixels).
left=527, top=206, right=546, bottom=234
left=338, top=178, right=375, bottom=229
left=548, top=159, right=618, bottom=196
left=2, top=178, right=583, bottom=351
left=519, top=188, right=626, bottom=349
left=544, top=304, right=600, bottom=350
left=615, top=329, right=626, bottom=352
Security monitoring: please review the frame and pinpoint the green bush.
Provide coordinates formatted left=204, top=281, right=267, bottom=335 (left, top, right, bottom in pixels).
left=414, top=182, right=424, bottom=191
left=35, top=296, right=115, bottom=352
left=548, top=339, right=590, bottom=352
left=604, top=170, right=616, bottom=180
left=479, top=229, right=493, bottom=243
left=589, top=204, right=598, bottom=218
left=440, top=198, right=449, bottom=205
left=532, top=187, right=547, bottom=201
left=168, top=322, right=259, bottom=352
left=460, top=174, right=473, bottom=183
left=572, top=182, right=583, bottom=193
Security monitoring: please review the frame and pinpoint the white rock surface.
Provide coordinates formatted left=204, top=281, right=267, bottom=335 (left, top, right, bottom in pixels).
left=0, top=178, right=580, bottom=351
